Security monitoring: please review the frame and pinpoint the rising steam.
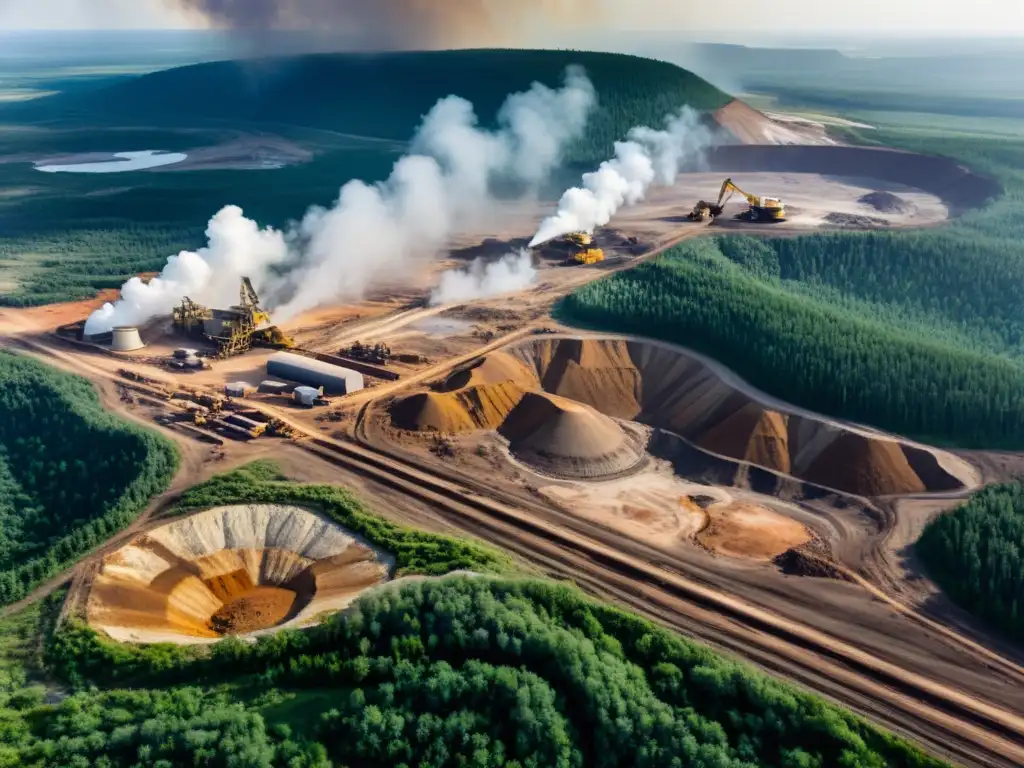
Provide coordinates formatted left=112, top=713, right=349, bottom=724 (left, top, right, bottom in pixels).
left=530, top=107, right=713, bottom=247
left=86, top=66, right=595, bottom=334
left=430, top=250, right=537, bottom=306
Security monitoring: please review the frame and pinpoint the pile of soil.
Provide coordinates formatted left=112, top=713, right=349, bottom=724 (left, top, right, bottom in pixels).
left=499, top=392, right=643, bottom=478
left=804, top=434, right=926, bottom=497
left=697, top=502, right=811, bottom=561
left=858, top=190, right=914, bottom=214
left=509, top=338, right=968, bottom=498
left=390, top=382, right=526, bottom=433
left=698, top=403, right=791, bottom=474
left=210, top=586, right=297, bottom=634
left=438, top=352, right=537, bottom=392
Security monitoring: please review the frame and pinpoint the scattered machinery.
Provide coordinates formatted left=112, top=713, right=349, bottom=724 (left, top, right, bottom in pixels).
left=342, top=341, right=392, bottom=366
left=564, top=232, right=605, bottom=265
left=173, top=277, right=295, bottom=359
left=688, top=178, right=786, bottom=224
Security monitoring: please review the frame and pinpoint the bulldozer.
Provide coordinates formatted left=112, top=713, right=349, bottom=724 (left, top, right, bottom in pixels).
left=688, top=178, right=786, bottom=224
left=564, top=232, right=605, bottom=265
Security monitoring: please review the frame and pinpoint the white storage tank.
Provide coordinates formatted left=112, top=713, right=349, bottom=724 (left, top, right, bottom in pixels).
left=267, top=352, right=364, bottom=395
left=111, top=327, right=144, bottom=352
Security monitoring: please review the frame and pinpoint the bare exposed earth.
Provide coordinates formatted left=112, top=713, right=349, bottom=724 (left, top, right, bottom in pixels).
left=87, top=504, right=393, bottom=644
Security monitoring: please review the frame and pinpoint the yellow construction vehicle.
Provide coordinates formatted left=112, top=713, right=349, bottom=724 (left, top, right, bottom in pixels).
left=688, top=178, right=786, bottom=223
left=563, top=232, right=605, bottom=265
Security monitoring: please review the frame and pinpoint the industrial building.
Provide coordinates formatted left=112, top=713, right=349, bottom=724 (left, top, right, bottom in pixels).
left=267, top=352, right=364, bottom=395
left=293, top=386, right=322, bottom=407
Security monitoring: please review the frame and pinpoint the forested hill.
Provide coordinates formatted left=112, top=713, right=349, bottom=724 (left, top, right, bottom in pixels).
left=24, top=49, right=731, bottom=164
left=0, top=352, right=178, bottom=606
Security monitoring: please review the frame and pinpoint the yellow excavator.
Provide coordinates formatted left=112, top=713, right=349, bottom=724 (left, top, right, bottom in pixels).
left=689, top=178, right=786, bottom=223
left=564, top=232, right=605, bottom=265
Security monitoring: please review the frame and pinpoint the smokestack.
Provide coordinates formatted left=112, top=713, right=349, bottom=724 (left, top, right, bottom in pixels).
left=87, top=66, right=596, bottom=334
left=530, top=107, right=714, bottom=247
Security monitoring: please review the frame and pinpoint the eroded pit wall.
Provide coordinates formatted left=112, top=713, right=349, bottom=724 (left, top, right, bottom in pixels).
left=86, top=504, right=395, bottom=644
left=707, top=145, right=1002, bottom=215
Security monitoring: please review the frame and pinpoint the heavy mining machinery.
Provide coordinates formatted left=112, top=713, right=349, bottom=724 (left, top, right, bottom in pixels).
left=172, top=277, right=296, bottom=359
left=564, top=232, right=605, bottom=265
left=689, top=178, right=786, bottom=223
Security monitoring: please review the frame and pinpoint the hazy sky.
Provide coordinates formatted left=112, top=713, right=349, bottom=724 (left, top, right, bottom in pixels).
left=2, top=0, right=1024, bottom=35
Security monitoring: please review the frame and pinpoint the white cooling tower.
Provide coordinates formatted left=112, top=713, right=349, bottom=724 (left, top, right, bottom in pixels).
left=111, top=326, right=144, bottom=352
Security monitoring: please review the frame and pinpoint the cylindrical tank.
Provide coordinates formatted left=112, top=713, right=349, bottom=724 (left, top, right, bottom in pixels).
left=111, top=327, right=144, bottom=352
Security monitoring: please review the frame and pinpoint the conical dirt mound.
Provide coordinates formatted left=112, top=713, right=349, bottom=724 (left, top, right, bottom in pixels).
left=389, top=382, right=526, bottom=433
left=499, top=392, right=643, bottom=478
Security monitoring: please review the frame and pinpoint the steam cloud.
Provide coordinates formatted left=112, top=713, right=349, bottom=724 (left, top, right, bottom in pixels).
left=430, top=250, right=537, bottom=306
left=172, top=0, right=604, bottom=49
left=530, top=107, right=713, bottom=247
left=86, top=66, right=595, bottom=335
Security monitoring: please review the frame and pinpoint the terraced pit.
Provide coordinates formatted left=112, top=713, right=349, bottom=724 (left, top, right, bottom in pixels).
left=87, top=505, right=393, bottom=644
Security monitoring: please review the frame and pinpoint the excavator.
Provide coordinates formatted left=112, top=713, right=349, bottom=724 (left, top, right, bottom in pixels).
left=688, top=178, right=786, bottom=224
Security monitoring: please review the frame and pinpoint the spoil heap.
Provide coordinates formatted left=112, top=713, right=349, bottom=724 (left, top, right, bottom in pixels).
left=858, top=190, right=915, bottom=214
left=509, top=338, right=969, bottom=497
left=389, top=353, right=538, bottom=434
left=499, top=392, right=643, bottom=478
left=87, top=505, right=393, bottom=644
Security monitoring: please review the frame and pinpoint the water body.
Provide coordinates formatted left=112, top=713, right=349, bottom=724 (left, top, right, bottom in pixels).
left=36, top=150, right=188, bottom=174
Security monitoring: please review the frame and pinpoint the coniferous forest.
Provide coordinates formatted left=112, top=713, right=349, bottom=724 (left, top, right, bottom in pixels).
left=561, top=236, right=1024, bottom=449
left=917, top=483, right=1024, bottom=642
left=0, top=351, right=178, bottom=606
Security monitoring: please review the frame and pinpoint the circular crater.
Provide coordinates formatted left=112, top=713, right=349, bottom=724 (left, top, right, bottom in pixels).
left=86, top=504, right=394, bottom=644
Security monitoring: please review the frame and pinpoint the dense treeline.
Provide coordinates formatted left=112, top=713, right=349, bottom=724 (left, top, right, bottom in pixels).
left=716, top=233, right=1024, bottom=358
left=918, top=483, right=1024, bottom=642
left=32, top=50, right=730, bottom=167
left=0, top=352, right=177, bottom=606
left=23, top=578, right=947, bottom=767
left=560, top=239, right=1024, bottom=448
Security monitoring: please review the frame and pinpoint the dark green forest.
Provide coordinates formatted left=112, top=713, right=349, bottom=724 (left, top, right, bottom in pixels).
left=0, top=351, right=177, bottom=607
left=4, top=578, right=945, bottom=767
left=917, top=483, right=1024, bottom=643
left=25, top=49, right=731, bottom=166
left=561, top=236, right=1024, bottom=448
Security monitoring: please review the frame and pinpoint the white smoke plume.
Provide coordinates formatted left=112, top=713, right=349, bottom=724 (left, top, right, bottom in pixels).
left=429, top=249, right=537, bottom=306
left=85, top=207, right=288, bottom=334
left=529, top=107, right=713, bottom=247
left=86, top=66, right=596, bottom=334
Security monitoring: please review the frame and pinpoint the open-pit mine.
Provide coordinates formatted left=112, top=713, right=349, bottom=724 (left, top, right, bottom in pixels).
left=1, top=99, right=1020, bottom=768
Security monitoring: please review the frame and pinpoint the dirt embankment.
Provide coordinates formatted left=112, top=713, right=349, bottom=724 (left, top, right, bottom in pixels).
left=507, top=337, right=970, bottom=498
left=87, top=504, right=393, bottom=644
left=705, top=144, right=1001, bottom=215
